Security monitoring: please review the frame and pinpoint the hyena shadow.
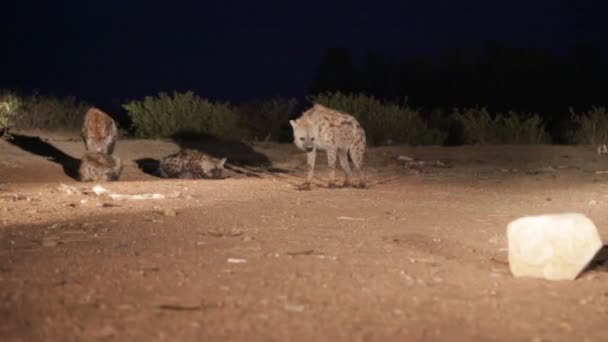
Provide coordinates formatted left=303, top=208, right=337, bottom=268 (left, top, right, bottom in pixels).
left=170, top=131, right=289, bottom=177
left=7, top=133, right=81, bottom=180
left=134, top=158, right=161, bottom=177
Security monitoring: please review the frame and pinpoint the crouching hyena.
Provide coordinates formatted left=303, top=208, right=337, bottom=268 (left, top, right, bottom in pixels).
left=159, top=149, right=227, bottom=179
left=78, top=152, right=122, bottom=182
left=290, top=103, right=366, bottom=189
left=81, top=107, right=118, bottom=154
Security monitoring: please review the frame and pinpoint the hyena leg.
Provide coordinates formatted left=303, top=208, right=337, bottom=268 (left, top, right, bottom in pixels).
left=105, top=136, right=116, bottom=155
left=300, top=150, right=316, bottom=189
left=326, top=148, right=338, bottom=188
left=337, top=149, right=352, bottom=187
left=349, top=145, right=366, bottom=188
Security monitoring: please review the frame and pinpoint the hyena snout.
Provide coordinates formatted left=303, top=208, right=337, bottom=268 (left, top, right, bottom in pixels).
left=304, top=146, right=314, bottom=152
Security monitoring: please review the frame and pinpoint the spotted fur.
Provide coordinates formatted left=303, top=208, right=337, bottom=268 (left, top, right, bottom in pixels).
left=78, top=152, right=122, bottom=182
left=81, top=107, right=118, bottom=154
left=159, top=149, right=227, bottom=179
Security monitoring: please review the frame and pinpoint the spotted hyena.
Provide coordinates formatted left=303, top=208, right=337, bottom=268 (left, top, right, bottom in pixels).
left=78, top=152, right=122, bottom=182
left=290, top=103, right=366, bottom=189
left=81, top=107, right=118, bottom=155
left=159, top=149, right=227, bottom=179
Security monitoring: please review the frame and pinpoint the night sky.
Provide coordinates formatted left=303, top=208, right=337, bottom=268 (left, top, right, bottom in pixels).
left=3, top=0, right=607, bottom=107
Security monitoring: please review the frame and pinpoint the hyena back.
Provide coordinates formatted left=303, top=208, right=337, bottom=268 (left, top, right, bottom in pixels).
left=81, top=107, right=118, bottom=154
left=79, top=152, right=122, bottom=182
left=159, top=149, right=227, bottom=179
left=290, top=103, right=366, bottom=189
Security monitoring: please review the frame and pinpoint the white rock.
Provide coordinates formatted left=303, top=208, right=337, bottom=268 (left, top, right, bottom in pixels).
left=507, top=213, right=603, bottom=280
left=92, top=185, right=109, bottom=195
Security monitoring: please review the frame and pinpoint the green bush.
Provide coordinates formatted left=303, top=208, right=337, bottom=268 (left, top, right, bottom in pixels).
left=568, top=106, right=608, bottom=145
left=14, top=93, right=89, bottom=131
left=238, top=97, right=298, bottom=141
left=308, top=92, right=446, bottom=146
left=453, top=107, right=549, bottom=144
left=0, top=92, right=20, bottom=139
left=123, top=91, right=244, bottom=140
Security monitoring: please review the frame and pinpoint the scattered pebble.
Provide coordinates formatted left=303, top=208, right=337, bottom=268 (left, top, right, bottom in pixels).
left=162, top=208, right=177, bottom=217
left=47, top=223, right=62, bottom=230
left=284, top=303, right=305, bottom=312
left=227, top=258, right=247, bottom=264
left=432, top=276, right=443, bottom=284
left=337, top=216, right=365, bottom=221
left=41, top=237, right=60, bottom=247
left=58, top=184, right=81, bottom=195
left=93, top=325, right=117, bottom=339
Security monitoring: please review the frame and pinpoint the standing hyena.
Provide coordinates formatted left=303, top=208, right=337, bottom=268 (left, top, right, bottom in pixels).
left=81, top=107, right=118, bottom=154
left=290, top=103, right=366, bottom=189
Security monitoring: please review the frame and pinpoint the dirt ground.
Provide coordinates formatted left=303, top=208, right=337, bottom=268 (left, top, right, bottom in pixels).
left=2, top=130, right=608, bottom=342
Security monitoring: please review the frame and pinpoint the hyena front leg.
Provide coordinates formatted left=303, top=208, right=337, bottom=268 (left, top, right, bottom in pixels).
left=326, top=147, right=338, bottom=188
left=337, top=149, right=352, bottom=187
left=297, top=150, right=316, bottom=190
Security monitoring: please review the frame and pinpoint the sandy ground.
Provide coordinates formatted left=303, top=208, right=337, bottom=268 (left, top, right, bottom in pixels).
left=2, top=130, right=608, bottom=341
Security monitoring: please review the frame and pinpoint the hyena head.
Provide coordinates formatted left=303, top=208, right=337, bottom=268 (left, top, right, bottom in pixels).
left=289, top=120, right=319, bottom=152
left=201, top=157, right=227, bottom=179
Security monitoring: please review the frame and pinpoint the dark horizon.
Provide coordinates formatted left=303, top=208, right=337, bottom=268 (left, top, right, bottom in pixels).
left=3, top=0, right=607, bottom=110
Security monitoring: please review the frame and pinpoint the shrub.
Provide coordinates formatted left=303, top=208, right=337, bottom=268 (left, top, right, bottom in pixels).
left=308, top=92, right=446, bottom=146
left=238, top=97, right=298, bottom=142
left=14, top=93, right=89, bottom=131
left=0, top=92, right=20, bottom=139
left=568, top=106, right=608, bottom=145
left=123, top=91, right=244, bottom=140
left=453, top=107, right=549, bottom=144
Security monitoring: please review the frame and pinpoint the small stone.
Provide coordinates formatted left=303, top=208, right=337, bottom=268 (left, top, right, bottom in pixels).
left=42, top=237, right=60, bottom=247
left=537, top=166, right=556, bottom=173
left=432, top=276, right=443, bottom=284
left=162, top=208, right=177, bottom=217
left=589, top=200, right=598, bottom=206
left=284, top=303, right=305, bottom=312
left=227, top=258, right=247, bottom=264
left=94, top=325, right=117, bottom=339
left=579, top=297, right=593, bottom=305
left=507, top=213, right=603, bottom=280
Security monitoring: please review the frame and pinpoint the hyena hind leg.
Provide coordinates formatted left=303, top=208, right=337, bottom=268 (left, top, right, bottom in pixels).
left=349, top=147, right=366, bottom=188
left=337, top=149, right=352, bottom=187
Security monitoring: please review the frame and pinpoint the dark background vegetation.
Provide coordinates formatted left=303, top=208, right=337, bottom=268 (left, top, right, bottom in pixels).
left=2, top=1, right=607, bottom=144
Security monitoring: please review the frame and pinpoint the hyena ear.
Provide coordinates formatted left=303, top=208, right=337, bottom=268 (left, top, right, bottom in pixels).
left=218, top=158, right=227, bottom=168
left=289, top=120, right=297, bottom=129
